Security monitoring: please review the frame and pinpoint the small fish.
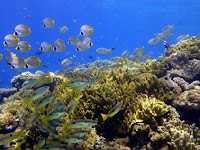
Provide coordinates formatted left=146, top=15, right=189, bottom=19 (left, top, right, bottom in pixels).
left=64, top=119, right=97, bottom=130
left=162, top=25, right=174, bottom=32
left=6, top=52, right=17, bottom=65
left=11, top=57, right=26, bottom=69
left=0, top=53, right=2, bottom=60
left=73, top=55, right=76, bottom=57
left=80, top=25, right=93, bottom=36
left=35, top=50, right=43, bottom=55
left=96, top=48, right=113, bottom=54
left=42, top=18, right=55, bottom=28
left=24, top=15, right=31, bottom=18
left=142, top=52, right=152, bottom=62
left=66, top=94, right=83, bottom=113
left=83, top=37, right=93, bottom=49
left=68, top=36, right=79, bottom=45
left=14, top=24, right=31, bottom=37
left=60, top=26, right=68, bottom=33
left=16, top=41, right=31, bottom=52
left=53, top=100, right=66, bottom=111
left=41, top=64, right=48, bottom=68
left=69, top=129, right=88, bottom=137
left=177, top=34, right=190, bottom=41
left=111, top=57, right=128, bottom=64
left=122, top=50, right=129, bottom=57
left=40, top=42, right=52, bottom=52
left=163, top=40, right=170, bottom=50
left=30, top=86, right=50, bottom=101
left=101, top=102, right=122, bottom=121
left=3, top=34, right=19, bottom=47
left=60, top=135, right=82, bottom=144
left=61, top=58, right=72, bottom=66
left=35, top=94, right=56, bottom=112
left=76, top=41, right=86, bottom=52
left=79, top=67, right=94, bottom=76
left=53, top=39, right=65, bottom=52
left=132, top=46, right=145, bottom=54
left=89, top=56, right=94, bottom=59
left=156, top=31, right=171, bottom=39
left=41, top=112, right=65, bottom=124
left=22, top=78, right=39, bottom=88
left=65, top=79, right=90, bottom=91
left=25, top=56, right=41, bottom=69
left=0, top=130, right=23, bottom=146
left=148, top=37, right=161, bottom=45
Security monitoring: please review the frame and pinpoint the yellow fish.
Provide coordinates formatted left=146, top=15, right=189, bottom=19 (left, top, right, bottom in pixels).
left=14, top=24, right=31, bottom=37
left=0, top=53, right=2, bottom=60
left=53, top=39, right=65, bottom=52
left=101, top=102, right=122, bottom=121
left=80, top=25, right=93, bottom=36
left=3, top=34, right=19, bottom=47
left=42, top=18, right=55, bottom=28
left=25, top=56, right=41, bottom=69
left=16, top=41, right=31, bottom=52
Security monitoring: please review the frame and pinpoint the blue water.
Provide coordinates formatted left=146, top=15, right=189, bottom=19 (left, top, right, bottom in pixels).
left=0, top=0, right=200, bottom=88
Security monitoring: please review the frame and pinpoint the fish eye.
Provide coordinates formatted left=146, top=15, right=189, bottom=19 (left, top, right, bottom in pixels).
left=80, top=31, right=83, bottom=35
left=68, top=41, right=70, bottom=44
left=14, top=31, right=18, bottom=36
left=7, top=62, right=11, bottom=65
left=76, top=48, right=79, bottom=51
left=16, top=46, right=20, bottom=50
left=40, top=47, right=43, bottom=50
left=53, top=47, right=57, bottom=51
left=89, top=42, right=92, bottom=46
left=4, top=41, right=8, bottom=46
left=43, top=23, right=46, bottom=27
left=25, top=64, right=29, bottom=68
left=11, top=65, right=15, bottom=69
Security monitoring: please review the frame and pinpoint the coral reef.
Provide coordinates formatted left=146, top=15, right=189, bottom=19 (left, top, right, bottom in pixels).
left=0, top=87, right=18, bottom=102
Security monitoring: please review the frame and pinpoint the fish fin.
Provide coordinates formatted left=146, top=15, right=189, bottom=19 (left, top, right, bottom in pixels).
left=136, top=60, right=141, bottom=64
left=167, top=31, right=171, bottom=36
left=124, top=58, right=128, bottom=64
left=68, top=88, right=75, bottom=95
left=59, top=27, right=62, bottom=33
left=187, top=34, right=190, bottom=38
left=108, top=49, right=112, bottom=53
left=141, top=46, right=145, bottom=52
left=23, top=98, right=31, bottom=106
left=89, top=28, right=93, bottom=35
left=62, top=81, right=67, bottom=89
left=171, top=24, right=174, bottom=29
left=101, top=113, right=108, bottom=121
left=31, top=107, right=36, bottom=115
left=41, top=115, right=47, bottom=124
left=101, top=74, right=107, bottom=80
left=140, top=54, right=143, bottom=58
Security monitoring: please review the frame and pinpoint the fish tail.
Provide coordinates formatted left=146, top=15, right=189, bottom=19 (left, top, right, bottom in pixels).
left=108, top=49, right=112, bottom=53
left=101, top=74, right=107, bottom=80
left=136, top=60, right=141, bottom=64
left=187, top=34, right=190, bottom=38
left=41, top=115, right=47, bottom=124
left=23, top=98, right=31, bottom=106
left=141, top=46, right=145, bottom=52
left=31, top=107, right=36, bottom=115
left=171, top=24, right=174, bottom=29
left=167, top=31, right=171, bottom=36
left=124, top=58, right=128, bottom=64
left=59, top=27, right=62, bottom=33
left=140, top=53, right=143, bottom=58
left=62, top=81, right=67, bottom=89
left=68, top=88, right=74, bottom=95
left=101, top=113, right=108, bottom=121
